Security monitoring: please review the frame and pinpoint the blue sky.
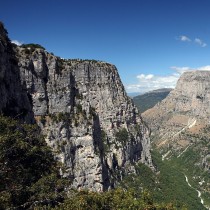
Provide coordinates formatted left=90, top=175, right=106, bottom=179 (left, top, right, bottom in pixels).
left=1, top=0, right=210, bottom=93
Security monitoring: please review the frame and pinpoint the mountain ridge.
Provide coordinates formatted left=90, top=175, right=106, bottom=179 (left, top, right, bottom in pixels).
left=133, top=88, right=172, bottom=113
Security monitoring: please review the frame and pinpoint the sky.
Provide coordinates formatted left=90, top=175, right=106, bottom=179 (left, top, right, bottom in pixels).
left=1, top=0, right=210, bottom=93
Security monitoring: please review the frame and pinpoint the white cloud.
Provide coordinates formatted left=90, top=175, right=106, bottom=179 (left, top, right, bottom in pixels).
left=126, top=65, right=210, bottom=93
left=197, top=65, right=210, bottom=70
left=177, top=36, right=207, bottom=47
left=194, top=38, right=207, bottom=47
left=11, top=40, right=23, bottom=46
left=126, top=73, right=178, bottom=93
left=170, top=66, right=193, bottom=74
left=171, top=65, right=210, bottom=72
left=137, top=74, right=154, bottom=80
left=179, top=35, right=191, bottom=42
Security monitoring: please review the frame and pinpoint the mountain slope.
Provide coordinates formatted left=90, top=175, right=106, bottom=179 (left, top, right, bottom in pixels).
left=121, top=150, right=206, bottom=210
left=133, top=88, right=172, bottom=113
left=142, top=71, right=210, bottom=208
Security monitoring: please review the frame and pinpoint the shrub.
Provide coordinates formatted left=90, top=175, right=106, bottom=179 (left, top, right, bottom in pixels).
left=115, top=128, right=129, bottom=146
left=21, top=43, right=45, bottom=50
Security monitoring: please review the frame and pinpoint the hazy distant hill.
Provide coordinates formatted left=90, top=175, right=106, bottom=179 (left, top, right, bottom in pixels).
left=133, top=88, right=172, bottom=113
left=127, top=92, right=143, bottom=98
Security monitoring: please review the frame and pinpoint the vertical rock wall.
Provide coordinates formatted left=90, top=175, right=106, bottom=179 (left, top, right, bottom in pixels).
left=0, top=23, right=33, bottom=121
left=0, top=22, right=153, bottom=191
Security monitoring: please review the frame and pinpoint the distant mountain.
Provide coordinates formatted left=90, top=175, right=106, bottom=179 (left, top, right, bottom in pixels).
left=127, top=92, right=143, bottom=98
left=133, top=88, right=172, bottom=113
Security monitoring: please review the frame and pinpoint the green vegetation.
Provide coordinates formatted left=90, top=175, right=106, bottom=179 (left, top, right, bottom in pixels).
left=133, top=89, right=172, bottom=113
left=57, top=112, right=70, bottom=122
left=115, top=128, right=129, bottom=146
left=62, top=58, right=113, bottom=68
left=40, top=114, right=46, bottom=125
left=0, top=115, right=178, bottom=209
left=21, top=43, right=45, bottom=50
left=0, top=115, right=69, bottom=209
left=76, top=92, right=83, bottom=100
left=56, top=59, right=65, bottom=73
left=76, top=103, right=83, bottom=113
left=121, top=150, right=206, bottom=210
left=0, top=22, right=8, bottom=34
left=0, top=22, right=9, bottom=43
left=101, top=129, right=110, bottom=154
left=89, top=106, right=97, bottom=120
left=172, top=128, right=210, bottom=206
left=48, top=112, right=71, bottom=123
left=55, top=188, right=176, bottom=210
left=0, top=114, right=207, bottom=209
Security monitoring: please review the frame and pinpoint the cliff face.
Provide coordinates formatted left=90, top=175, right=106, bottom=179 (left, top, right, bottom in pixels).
left=143, top=71, right=210, bottom=138
left=142, top=71, right=210, bottom=168
left=142, top=71, right=210, bottom=205
left=0, top=23, right=33, bottom=121
left=0, top=23, right=153, bottom=191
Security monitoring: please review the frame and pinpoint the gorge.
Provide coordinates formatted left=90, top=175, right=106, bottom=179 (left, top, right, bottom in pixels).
left=1, top=21, right=210, bottom=209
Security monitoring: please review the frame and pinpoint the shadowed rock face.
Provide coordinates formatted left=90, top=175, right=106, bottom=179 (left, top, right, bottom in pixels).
left=0, top=22, right=153, bottom=191
left=0, top=22, right=33, bottom=122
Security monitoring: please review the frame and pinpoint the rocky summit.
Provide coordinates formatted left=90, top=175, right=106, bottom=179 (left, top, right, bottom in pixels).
left=0, top=22, right=153, bottom=191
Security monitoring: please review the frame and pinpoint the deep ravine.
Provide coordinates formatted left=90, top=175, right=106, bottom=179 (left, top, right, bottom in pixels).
left=184, top=174, right=209, bottom=209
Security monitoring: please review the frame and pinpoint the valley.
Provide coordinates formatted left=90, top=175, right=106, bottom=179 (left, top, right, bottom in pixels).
left=0, top=19, right=210, bottom=209
left=139, top=71, right=210, bottom=209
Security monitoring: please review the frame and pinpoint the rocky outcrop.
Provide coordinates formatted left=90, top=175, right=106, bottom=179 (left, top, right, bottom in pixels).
left=142, top=70, right=210, bottom=159
left=0, top=22, right=153, bottom=191
left=143, top=71, right=210, bottom=135
left=0, top=22, right=33, bottom=121
left=142, top=71, right=210, bottom=204
left=169, top=71, right=210, bottom=118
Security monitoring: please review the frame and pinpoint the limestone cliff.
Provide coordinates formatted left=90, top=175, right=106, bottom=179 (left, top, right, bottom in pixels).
left=142, top=71, right=210, bottom=168
left=0, top=22, right=33, bottom=121
left=0, top=22, right=153, bottom=191
left=143, top=71, right=210, bottom=143
left=142, top=71, right=210, bottom=207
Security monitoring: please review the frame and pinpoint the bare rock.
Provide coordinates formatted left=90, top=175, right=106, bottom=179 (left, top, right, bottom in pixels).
left=0, top=22, right=153, bottom=191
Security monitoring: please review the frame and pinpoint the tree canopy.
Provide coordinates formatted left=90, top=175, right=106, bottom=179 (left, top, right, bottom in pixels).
left=0, top=115, right=68, bottom=209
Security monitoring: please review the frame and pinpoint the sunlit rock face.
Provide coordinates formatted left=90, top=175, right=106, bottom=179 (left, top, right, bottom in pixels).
left=143, top=70, right=210, bottom=154
left=0, top=22, right=153, bottom=191
left=143, top=71, right=210, bottom=132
